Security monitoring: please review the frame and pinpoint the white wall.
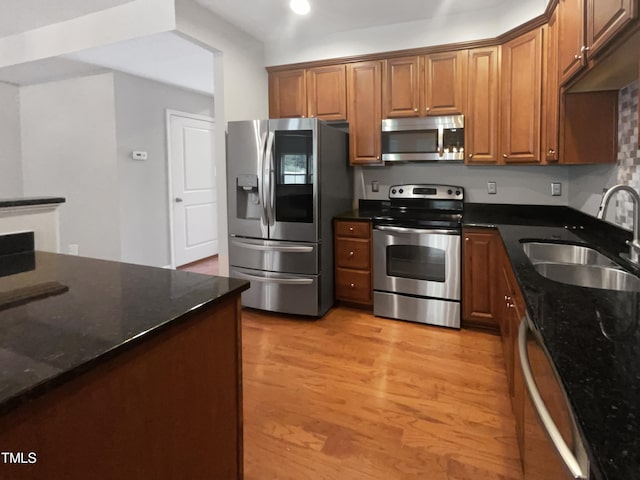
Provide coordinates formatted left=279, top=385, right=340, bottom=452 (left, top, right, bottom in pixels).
left=20, top=73, right=122, bottom=261
left=264, top=0, right=546, bottom=66
left=175, top=0, right=268, bottom=275
left=0, top=0, right=175, bottom=69
left=356, top=163, right=570, bottom=204
left=0, top=82, right=23, bottom=197
left=113, top=71, right=214, bottom=267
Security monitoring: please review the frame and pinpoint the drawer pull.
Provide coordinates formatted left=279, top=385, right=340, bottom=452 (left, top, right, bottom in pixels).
left=349, top=251, right=355, bottom=257
left=349, top=227, right=354, bottom=232
left=350, top=283, right=355, bottom=288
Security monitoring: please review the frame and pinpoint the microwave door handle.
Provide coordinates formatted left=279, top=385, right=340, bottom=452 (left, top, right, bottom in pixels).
left=518, top=320, right=587, bottom=480
left=438, top=125, right=444, bottom=157
left=265, top=131, right=275, bottom=227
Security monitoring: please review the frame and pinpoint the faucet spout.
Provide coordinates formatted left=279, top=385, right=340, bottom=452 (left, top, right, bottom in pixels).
left=597, top=184, right=640, bottom=264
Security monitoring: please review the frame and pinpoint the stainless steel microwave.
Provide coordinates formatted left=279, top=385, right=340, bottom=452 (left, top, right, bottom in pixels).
left=381, top=115, right=464, bottom=162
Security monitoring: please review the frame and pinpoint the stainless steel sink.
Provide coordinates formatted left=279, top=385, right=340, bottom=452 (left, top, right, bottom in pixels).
left=532, top=262, right=640, bottom=292
left=521, top=241, right=640, bottom=292
left=522, top=242, right=618, bottom=267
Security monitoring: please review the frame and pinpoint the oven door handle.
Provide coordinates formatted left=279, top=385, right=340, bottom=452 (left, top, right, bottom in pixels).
left=374, top=225, right=459, bottom=235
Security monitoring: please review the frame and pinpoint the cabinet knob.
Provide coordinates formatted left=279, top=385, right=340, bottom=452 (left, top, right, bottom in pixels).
left=350, top=283, right=355, bottom=288
left=310, top=114, right=315, bottom=118
left=502, top=154, right=508, bottom=158
left=581, top=45, right=589, bottom=53
left=465, top=237, right=469, bottom=241
left=376, top=156, right=380, bottom=160
left=508, top=303, right=515, bottom=308
left=468, top=153, right=473, bottom=158
left=349, top=251, right=355, bottom=257
left=548, top=149, right=556, bottom=155
left=349, top=227, right=354, bottom=232
left=413, top=108, right=418, bottom=112
left=425, top=107, right=431, bottom=112
left=504, top=295, right=511, bottom=301
left=574, top=54, right=582, bottom=60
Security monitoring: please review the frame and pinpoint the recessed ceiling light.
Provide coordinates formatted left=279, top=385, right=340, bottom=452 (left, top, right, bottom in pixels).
left=290, top=0, right=310, bottom=15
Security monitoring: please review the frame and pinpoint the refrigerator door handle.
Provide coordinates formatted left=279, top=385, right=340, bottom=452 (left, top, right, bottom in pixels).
left=231, top=240, right=313, bottom=253
left=260, top=131, right=270, bottom=229
left=234, top=271, right=313, bottom=285
left=264, top=131, right=275, bottom=227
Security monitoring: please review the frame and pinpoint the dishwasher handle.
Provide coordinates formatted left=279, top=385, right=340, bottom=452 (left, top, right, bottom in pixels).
left=518, top=319, right=587, bottom=480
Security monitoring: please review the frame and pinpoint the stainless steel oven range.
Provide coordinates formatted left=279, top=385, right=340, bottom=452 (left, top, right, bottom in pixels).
left=372, top=184, right=463, bottom=328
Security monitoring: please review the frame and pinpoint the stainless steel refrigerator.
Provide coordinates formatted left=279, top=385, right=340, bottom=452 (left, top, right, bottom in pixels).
left=227, top=118, right=352, bottom=317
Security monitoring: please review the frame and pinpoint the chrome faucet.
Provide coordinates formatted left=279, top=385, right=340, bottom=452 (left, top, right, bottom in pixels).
left=597, top=184, right=640, bottom=264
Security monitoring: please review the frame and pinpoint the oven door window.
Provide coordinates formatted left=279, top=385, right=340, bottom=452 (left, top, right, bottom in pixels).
left=386, top=244, right=445, bottom=282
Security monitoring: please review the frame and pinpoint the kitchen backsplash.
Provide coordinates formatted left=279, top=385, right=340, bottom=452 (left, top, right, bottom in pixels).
left=615, top=79, right=640, bottom=230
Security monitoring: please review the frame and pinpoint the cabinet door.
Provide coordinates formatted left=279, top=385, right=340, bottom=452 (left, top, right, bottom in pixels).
left=557, top=0, right=587, bottom=85
left=501, top=29, right=543, bottom=164
left=382, top=56, right=420, bottom=118
left=465, top=47, right=500, bottom=164
left=542, top=14, right=560, bottom=163
left=423, top=51, right=466, bottom=115
left=347, top=61, right=383, bottom=165
left=586, top=0, right=637, bottom=57
left=462, top=228, right=500, bottom=330
left=269, top=70, right=307, bottom=118
left=306, top=65, right=347, bottom=121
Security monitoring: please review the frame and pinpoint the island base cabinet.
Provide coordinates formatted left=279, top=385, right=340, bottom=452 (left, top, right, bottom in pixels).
left=0, top=295, right=243, bottom=480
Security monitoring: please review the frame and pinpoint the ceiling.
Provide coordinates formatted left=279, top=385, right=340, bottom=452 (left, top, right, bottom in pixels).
left=194, top=0, right=542, bottom=42
left=0, top=0, right=134, bottom=38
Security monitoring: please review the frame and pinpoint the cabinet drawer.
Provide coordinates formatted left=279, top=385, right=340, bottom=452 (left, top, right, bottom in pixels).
left=335, top=238, right=370, bottom=270
left=335, top=268, right=372, bottom=304
left=335, top=220, right=370, bottom=239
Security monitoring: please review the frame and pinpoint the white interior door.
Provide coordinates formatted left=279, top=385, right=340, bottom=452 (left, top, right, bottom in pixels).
left=168, top=112, right=218, bottom=267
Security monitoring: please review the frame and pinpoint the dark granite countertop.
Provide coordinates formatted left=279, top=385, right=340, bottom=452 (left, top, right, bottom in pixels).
left=0, top=251, right=248, bottom=416
left=0, top=197, right=66, bottom=208
left=466, top=203, right=639, bottom=480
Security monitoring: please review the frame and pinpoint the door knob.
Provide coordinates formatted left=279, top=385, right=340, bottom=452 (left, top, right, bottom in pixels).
left=175, top=197, right=183, bottom=203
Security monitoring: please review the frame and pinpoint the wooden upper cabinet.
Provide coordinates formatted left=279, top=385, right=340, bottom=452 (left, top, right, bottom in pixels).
left=347, top=61, right=383, bottom=165
left=560, top=91, right=618, bottom=164
left=542, top=14, right=560, bottom=163
left=423, top=51, right=466, bottom=115
left=465, top=47, right=500, bottom=165
left=382, top=56, right=420, bottom=118
left=501, top=28, right=543, bottom=164
left=557, top=0, right=587, bottom=85
left=269, top=69, right=307, bottom=118
left=306, top=65, right=347, bottom=121
left=586, top=0, right=638, bottom=57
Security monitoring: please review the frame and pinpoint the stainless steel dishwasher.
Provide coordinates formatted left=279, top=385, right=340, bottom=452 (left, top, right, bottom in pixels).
left=518, top=317, right=591, bottom=480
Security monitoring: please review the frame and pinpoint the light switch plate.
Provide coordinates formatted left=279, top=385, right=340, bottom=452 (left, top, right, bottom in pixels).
left=551, top=182, right=562, bottom=196
left=487, top=181, right=497, bottom=195
left=372, top=181, right=379, bottom=192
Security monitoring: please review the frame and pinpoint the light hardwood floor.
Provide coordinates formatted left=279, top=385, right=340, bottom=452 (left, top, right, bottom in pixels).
left=241, top=306, right=523, bottom=480
left=180, top=260, right=522, bottom=479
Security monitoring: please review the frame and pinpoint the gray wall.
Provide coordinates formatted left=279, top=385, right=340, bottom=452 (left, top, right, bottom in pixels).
left=356, top=163, right=570, bottom=204
left=113, top=72, right=214, bottom=267
left=0, top=81, right=23, bottom=197
left=20, top=73, right=122, bottom=261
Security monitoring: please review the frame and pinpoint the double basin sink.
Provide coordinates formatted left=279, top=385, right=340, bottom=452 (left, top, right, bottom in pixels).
left=522, top=241, right=640, bottom=292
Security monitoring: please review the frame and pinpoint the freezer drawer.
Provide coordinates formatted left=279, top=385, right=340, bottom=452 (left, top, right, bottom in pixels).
left=230, top=266, right=320, bottom=316
left=229, top=237, right=319, bottom=275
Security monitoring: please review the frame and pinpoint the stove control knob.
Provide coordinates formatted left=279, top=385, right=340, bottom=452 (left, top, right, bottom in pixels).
left=399, top=188, right=404, bottom=194
left=391, top=189, right=397, bottom=194
left=455, top=190, right=461, bottom=196
left=447, top=189, right=452, bottom=195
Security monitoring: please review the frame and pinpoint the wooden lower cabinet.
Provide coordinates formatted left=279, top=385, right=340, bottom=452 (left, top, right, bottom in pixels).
left=462, top=227, right=525, bottom=460
left=334, top=219, right=373, bottom=306
left=462, top=228, right=500, bottom=330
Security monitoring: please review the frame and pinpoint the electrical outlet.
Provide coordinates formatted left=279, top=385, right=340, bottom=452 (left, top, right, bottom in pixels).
left=67, top=244, right=79, bottom=256
left=487, top=181, right=497, bottom=195
left=551, top=182, right=562, bottom=196
left=371, top=181, right=379, bottom=192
